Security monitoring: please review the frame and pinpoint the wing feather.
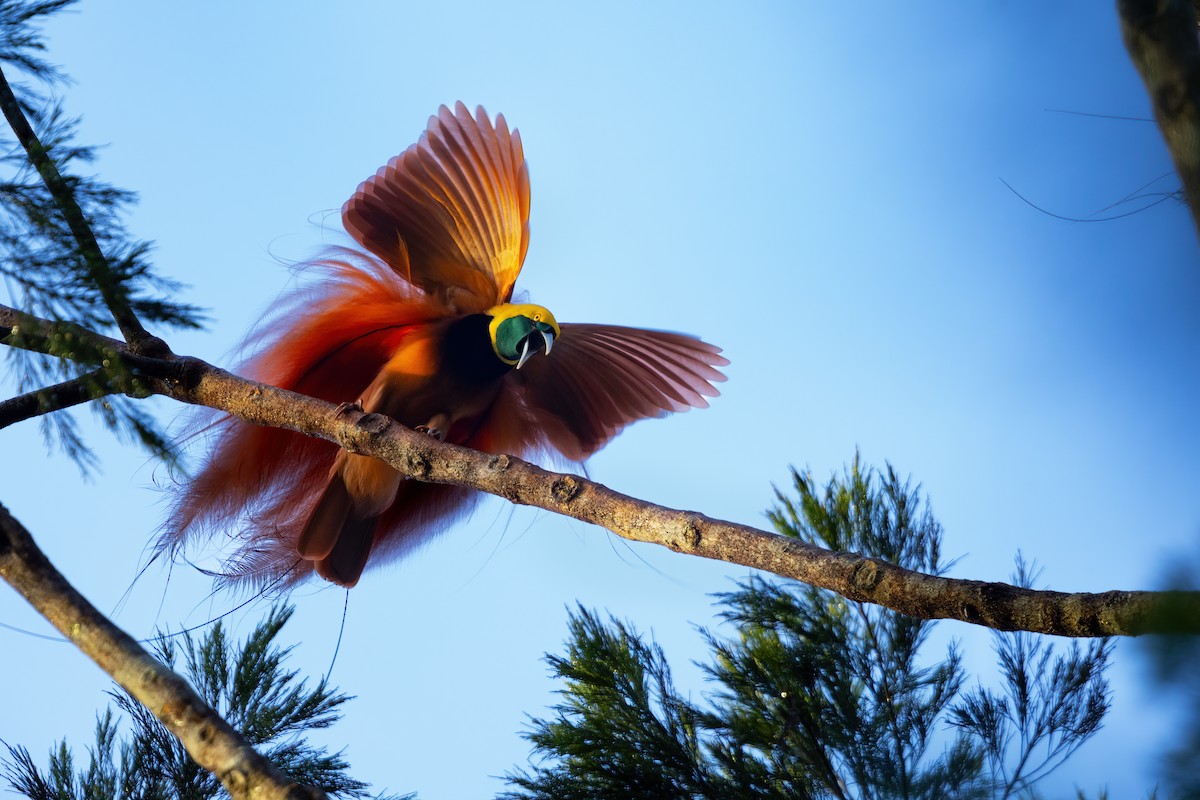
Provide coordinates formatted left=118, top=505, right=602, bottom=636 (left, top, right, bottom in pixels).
left=587, top=332, right=716, bottom=409
left=512, top=324, right=728, bottom=460
left=342, top=102, right=530, bottom=313
left=439, top=105, right=502, bottom=256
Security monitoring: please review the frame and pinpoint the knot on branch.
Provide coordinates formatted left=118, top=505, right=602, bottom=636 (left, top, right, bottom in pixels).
left=1156, top=81, right=1189, bottom=120
left=667, top=517, right=703, bottom=552
left=489, top=454, right=511, bottom=472
left=356, top=412, right=391, bottom=435
left=852, top=558, right=881, bottom=592
left=405, top=451, right=431, bottom=479
left=551, top=475, right=581, bottom=504
left=159, top=697, right=188, bottom=724
left=221, top=768, right=249, bottom=796
left=141, top=665, right=165, bottom=689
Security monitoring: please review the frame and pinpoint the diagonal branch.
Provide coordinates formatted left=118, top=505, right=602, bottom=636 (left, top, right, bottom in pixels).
left=0, top=502, right=327, bottom=800
left=0, top=303, right=127, bottom=357
left=7, top=304, right=1190, bottom=637
left=1118, top=0, right=1200, bottom=238
left=2, top=302, right=1197, bottom=636
left=0, top=367, right=118, bottom=429
left=166, top=365, right=1200, bottom=637
left=0, top=65, right=166, bottom=355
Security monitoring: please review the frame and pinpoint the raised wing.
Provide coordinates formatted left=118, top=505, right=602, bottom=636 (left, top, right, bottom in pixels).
left=342, top=102, right=531, bottom=314
left=513, top=324, right=728, bottom=460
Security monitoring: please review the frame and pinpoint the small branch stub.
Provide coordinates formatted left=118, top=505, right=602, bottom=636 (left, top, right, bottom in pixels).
left=405, top=451, right=432, bottom=479
left=356, top=412, right=391, bottom=435
left=853, top=559, right=881, bottom=592
left=551, top=475, right=581, bottom=503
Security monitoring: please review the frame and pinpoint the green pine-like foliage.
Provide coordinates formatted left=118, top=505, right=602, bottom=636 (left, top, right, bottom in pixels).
left=502, top=458, right=1113, bottom=799
left=0, top=606, right=413, bottom=800
left=0, top=0, right=204, bottom=473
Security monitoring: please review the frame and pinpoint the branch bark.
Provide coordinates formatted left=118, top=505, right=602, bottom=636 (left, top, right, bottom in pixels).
left=1118, top=0, right=1200, bottom=237
left=0, top=368, right=119, bottom=429
left=0, top=503, right=327, bottom=800
left=4, top=301, right=1194, bottom=637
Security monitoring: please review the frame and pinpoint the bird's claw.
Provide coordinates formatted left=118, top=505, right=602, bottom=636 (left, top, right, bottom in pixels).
left=415, top=425, right=446, bottom=441
left=336, top=400, right=362, bottom=419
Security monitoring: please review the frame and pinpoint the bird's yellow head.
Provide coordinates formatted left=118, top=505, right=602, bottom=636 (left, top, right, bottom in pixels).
left=487, top=303, right=560, bottom=368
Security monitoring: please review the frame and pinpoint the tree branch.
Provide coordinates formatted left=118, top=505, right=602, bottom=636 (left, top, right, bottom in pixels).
left=0, top=65, right=167, bottom=355
left=173, top=366, right=1200, bottom=636
left=0, top=502, right=327, bottom=800
left=4, top=303, right=1190, bottom=637
left=1118, top=0, right=1200, bottom=238
left=0, top=303, right=127, bottom=359
left=0, top=367, right=118, bottom=429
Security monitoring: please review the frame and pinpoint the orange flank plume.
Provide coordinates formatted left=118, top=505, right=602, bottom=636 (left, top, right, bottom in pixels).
left=162, top=103, right=727, bottom=589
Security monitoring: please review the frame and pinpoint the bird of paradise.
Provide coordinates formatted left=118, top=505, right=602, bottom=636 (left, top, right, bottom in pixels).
left=163, top=103, right=727, bottom=588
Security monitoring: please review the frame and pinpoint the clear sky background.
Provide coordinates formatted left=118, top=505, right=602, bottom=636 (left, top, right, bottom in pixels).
left=2, top=2, right=1198, bottom=798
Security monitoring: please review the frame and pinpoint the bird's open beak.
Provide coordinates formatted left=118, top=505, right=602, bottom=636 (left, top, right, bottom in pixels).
left=516, top=329, right=554, bottom=369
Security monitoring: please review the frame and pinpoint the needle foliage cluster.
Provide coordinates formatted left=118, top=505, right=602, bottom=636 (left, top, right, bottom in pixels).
left=0, top=0, right=203, bottom=473
left=502, top=459, right=1114, bottom=800
left=0, top=605, right=411, bottom=800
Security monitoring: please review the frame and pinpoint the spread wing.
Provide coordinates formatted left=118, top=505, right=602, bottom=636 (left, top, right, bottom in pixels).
left=512, top=324, right=728, bottom=460
left=342, top=102, right=531, bottom=314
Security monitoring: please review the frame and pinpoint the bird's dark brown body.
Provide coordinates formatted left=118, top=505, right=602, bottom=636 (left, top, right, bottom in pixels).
left=299, top=313, right=515, bottom=584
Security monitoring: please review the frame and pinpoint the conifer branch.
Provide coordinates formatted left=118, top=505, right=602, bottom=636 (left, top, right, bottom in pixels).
left=0, top=65, right=166, bottom=354
left=4, top=302, right=1192, bottom=637
left=0, top=367, right=116, bottom=429
left=0, top=303, right=126, bottom=358
left=0, top=502, right=328, bottom=800
left=1118, top=0, right=1200, bottom=238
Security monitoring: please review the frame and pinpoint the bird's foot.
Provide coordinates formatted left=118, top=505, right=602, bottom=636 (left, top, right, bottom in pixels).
left=334, top=400, right=364, bottom=417
left=414, top=425, right=446, bottom=441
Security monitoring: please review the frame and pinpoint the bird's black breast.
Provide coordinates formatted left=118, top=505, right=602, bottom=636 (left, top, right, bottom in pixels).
left=440, top=314, right=513, bottom=387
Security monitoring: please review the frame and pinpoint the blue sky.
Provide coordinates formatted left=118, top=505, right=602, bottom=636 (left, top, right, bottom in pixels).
left=2, top=2, right=1198, bottom=797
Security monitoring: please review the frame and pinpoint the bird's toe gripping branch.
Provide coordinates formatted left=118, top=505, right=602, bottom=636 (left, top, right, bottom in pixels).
left=334, top=400, right=365, bottom=417
left=414, top=424, right=446, bottom=441
left=415, top=412, right=449, bottom=441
